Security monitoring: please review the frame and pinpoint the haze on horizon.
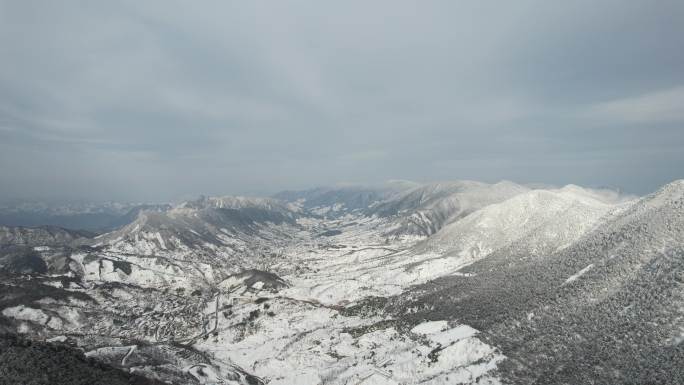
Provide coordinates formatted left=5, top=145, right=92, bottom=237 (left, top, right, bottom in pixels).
left=1, top=0, right=683, bottom=203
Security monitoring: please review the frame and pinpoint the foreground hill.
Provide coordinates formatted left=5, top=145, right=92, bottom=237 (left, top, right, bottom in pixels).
left=383, top=180, right=684, bottom=384
left=0, top=333, right=164, bottom=385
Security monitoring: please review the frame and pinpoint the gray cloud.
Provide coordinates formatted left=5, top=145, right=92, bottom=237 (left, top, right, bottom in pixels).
left=586, top=86, right=684, bottom=124
left=0, top=0, right=683, bottom=202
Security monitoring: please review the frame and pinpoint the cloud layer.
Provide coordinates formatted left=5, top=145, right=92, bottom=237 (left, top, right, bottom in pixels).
left=1, top=0, right=683, bottom=202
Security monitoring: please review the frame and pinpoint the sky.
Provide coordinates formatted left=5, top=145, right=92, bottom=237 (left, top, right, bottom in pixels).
left=1, top=0, right=683, bottom=202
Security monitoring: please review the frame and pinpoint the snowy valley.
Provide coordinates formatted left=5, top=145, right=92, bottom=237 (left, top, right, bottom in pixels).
left=1, top=180, right=682, bottom=385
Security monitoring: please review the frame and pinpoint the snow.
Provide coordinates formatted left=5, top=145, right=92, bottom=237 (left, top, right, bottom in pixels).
left=2, top=305, right=50, bottom=325
left=427, top=338, right=499, bottom=376
left=421, top=187, right=629, bottom=274
left=154, top=232, right=167, bottom=249
left=563, top=264, right=595, bottom=286
left=46, top=335, right=68, bottom=343
left=428, top=325, right=479, bottom=345
left=8, top=181, right=644, bottom=384
left=193, top=281, right=504, bottom=385
left=411, top=320, right=449, bottom=335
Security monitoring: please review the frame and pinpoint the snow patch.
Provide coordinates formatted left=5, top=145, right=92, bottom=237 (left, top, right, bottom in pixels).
left=411, top=320, right=448, bottom=335
left=2, top=305, right=49, bottom=325
left=563, top=264, right=594, bottom=286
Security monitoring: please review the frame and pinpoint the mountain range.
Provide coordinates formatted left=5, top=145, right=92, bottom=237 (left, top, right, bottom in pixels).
left=0, top=179, right=682, bottom=384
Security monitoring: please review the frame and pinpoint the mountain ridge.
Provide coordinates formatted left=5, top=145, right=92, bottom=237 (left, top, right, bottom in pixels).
left=0, top=179, right=680, bottom=384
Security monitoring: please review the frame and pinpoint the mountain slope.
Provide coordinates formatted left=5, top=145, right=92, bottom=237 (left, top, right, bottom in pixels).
left=369, top=180, right=529, bottom=237
left=384, top=180, right=684, bottom=384
left=419, top=185, right=633, bottom=265
left=0, top=225, right=92, bottom=248
left=0, top=333, right=165, bottom=385
left=99, top=196, right=301, bottom=255
left=274, top=181, right=417, bottom=217
left=280, top=185, right=631, bottom=305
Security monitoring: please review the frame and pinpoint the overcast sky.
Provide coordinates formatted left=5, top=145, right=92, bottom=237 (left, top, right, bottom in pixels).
left=1, top=0, right=683, bottom=202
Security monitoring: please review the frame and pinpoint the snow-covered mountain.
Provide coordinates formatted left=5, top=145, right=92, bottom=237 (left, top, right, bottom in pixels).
left=419, top=185, right=634, bottom=265
left=369, top=180, right=530, bottom=237
left=98, top=196, right=301, bottom=255
left=0, top=179, right=681, bottom=384
left=0, top=225, right=92, bottom=248
left=382, top=179, right=684, bottom=384
left=274, top=180, right=418, bottom=217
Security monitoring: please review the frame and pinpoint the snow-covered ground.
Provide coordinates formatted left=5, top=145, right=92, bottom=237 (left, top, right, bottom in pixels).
left=176, top=213, right=508, bottom=384
left=193, top=292, right=503, bottom=385
left=2, top=181, right=654, bottom=384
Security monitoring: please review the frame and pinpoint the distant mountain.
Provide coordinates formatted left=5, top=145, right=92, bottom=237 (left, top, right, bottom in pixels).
left=274, top=180, right=417, bottom=217
left=98, top=196, right=301, bottom=255
left=0, top=225, right=92, bottom=248
left=0, top=225, right=97, bottom=277
left=0, top=202, right=171, bottom=233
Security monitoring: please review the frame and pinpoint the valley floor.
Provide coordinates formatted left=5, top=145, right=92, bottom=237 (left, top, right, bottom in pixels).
left=1, top=214, right=507, bottom=385
left=189, top=219, right=505, bottom=384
